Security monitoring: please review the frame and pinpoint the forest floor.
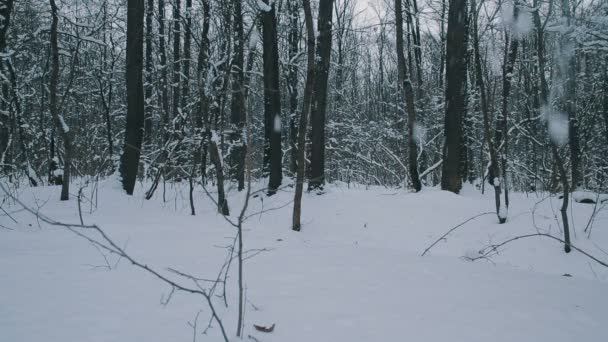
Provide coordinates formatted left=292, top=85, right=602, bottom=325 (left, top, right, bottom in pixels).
left=1, top=179, right=608, bottom=342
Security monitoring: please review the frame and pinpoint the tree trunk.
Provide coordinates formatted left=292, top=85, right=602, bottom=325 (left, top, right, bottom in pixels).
left=497, top=1, right=520, bottom=216
left=308, top=0, right=334, bottom=190
left=0, top=0, right=14, bottom=176
left=230, top=0, right=246, bottom=190
left=158, top=0, right=169, bottom=144
left=182, top=0, right=192, bottom=110
left=533, top=0, right=571, bottom=253
left=441, top=0, right=468, bottom=193
left=171, top=0, right=181, bottom=132
left=196, top=0, right=210, bottom=180
left=261, top=0, right=283, bottom=195
left=120, top=0, right=145, bottom=195
left=472, top=0, right=504, bottom=223
left=144, top=0, right=153, bottom=144
left=287, top=0, right=299, bottom=177
left=293, top=0, right=316, bottom=232
left=395, top=0, right=421, bottom=192
left=49, top=0, right=72, bottom=200
left=561, top=0, right=580, bottom=189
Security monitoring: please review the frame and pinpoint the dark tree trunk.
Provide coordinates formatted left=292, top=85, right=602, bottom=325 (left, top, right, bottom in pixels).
left=533, top=0, right=571, bottom=253
left=261, top=0, right=282, bottom=195
left=49, top=0, right=72, bottom=200
left=441, top=0, right=468, bottom=193
left=182, top=0, right=192, bottom=110
left=196, top=0, right=210, bottom=180
left=120, top=0, right=145, bottom=195
left=171, top=0, right=181, bottom=131
left=230, top=0, right=246, bottom=190
left=561, top=0, right=580, bottom=189
left=308, top=0, right=334, bottom=190
left=158, top=0, right=169, bottom=144
left=497, top=2, right=520, bottom=214
left=287, top=0, right=299, bottom=177
left=0, top=0, right=14, bottom=176
left=293, top=0, right=316, bottom=232
left=144, top=0, right=153, bottom=145
left=395, top=0, right=421, bottom=192
left=438, top=0, right=446, bottom=90
left=603, top=58, right=608, bottom=149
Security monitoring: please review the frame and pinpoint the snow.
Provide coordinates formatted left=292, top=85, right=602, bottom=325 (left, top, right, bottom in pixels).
left=413, top=122, right=426, bottom=145
left=512, top=10, right=533, bottom=37
left=249, top=27, right=260, bottom=50
left=58, top=114, right=70, bottom=133
left=542, top=107, right=569, bottom=146
left=273, top=114, right=281, bottom=133
left=572, top=191, right=608, bottom=204
left=1, top=182, right=608, bottom=342
left=256, top=0, right=272, bottom=13
left=501, top=3, right=532, bottom=37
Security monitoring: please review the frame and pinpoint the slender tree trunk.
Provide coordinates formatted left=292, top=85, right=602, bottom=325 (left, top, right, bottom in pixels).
left=172, top=0, right=181, bottom=132
left=497, top=2, right=520, bottom=214
left=230, top=0, right=246, bottom=190
left=603, top=57, right=608, bottom=149
left=158, top=0, right=169, bottom=144
left=0, top=0, right=14, bottom=176
left=441, top=0, right=468, bottom=193
left=395, top=0, right=421, bottom=191
left=49, top=0, right=72, bottom=200
left=472, top=0, right=504, bottom=223
left=293, top=0, right=316, bottom=231
left=182, top=0, right=192, bottom=110
left=533, top=0, right=571, bottom=253
left=561, top=0, right=580, bottom=189
left=287, top=0, right=299, bottom=177
left=438, top=0, right=446, bottom=90
left=196, top=0, right=210, bottom=181
left=308, top=0, right=334, bottom=190
left=144, top=0, right=153, bottom=144
left=261, top=0, right=283, bottom=195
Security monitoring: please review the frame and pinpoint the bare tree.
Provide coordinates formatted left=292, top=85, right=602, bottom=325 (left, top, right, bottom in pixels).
left=293, top=0, right=316, bottom=232
left=49, top=0, right=72, bottom=200
left=395, top=0, right=422, bottom=192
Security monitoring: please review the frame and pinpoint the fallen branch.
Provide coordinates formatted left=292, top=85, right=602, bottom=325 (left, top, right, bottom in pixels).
left=472, top=233, right=608, bottom=268
left=421, top=212, right=494, bottom=256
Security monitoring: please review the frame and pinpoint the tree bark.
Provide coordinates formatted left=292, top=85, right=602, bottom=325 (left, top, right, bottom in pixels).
left=472, top=0, right=505, bottom=223
left=119, top=0, right=145, bottom=195
left=144, top=0, right=153, bottom=144
left=287, top=0, right=299, bottom=177
left=533, top=0, right=571, bottom=253
left=308, top=0, right=334, bottom=190
left=230, top=0, right=246, bottom=190
left=261, top=0, right=283, bottom=195
left=0, top=0, right=14, bottom=176
left=171, top=0, right=181, bottom=131
left=441, top=0, right=468, bottom=193
left=293, top=0, right=316, bottom=231
left=496, top=1, right=520, bottom=215
left=158, top=0, right=169, bottom=144
left=49, top=0, right=72, bottom=200
left=395, top=0, right=422, bottom=192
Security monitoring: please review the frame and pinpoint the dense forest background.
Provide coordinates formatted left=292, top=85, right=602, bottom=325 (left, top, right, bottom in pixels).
left=0, top=0, right=607, bottom=220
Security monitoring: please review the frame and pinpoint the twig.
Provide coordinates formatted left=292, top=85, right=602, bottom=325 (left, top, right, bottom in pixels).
left=421, top=212, right=494, bottom=256
left=475, top=233, right=608, bottom=268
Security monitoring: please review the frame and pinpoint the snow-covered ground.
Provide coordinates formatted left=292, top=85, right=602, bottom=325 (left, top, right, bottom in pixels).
left=1, top=180, right=607, bottom=341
